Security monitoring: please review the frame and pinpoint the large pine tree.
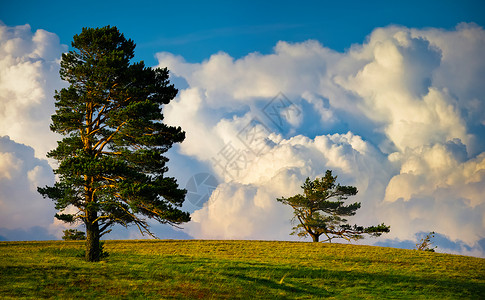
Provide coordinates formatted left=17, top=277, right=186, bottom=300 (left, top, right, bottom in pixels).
left=38, top=26, right=190, bottom=261
left=277, top=170, right=389, bottom=242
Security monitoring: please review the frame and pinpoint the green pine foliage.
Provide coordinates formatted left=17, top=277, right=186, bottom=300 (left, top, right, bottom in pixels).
left=62, top=229, right=86, bottom=241
left=38, top=26, right=190, bottom=261
left=277, top=170, right=390, bottom=242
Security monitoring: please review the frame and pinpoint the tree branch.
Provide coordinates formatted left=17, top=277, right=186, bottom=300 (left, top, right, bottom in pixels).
left=93, top=121, right=127, bottom=153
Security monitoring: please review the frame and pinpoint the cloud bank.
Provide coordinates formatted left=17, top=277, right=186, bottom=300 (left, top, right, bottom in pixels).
left=0, top=22, right=65, bottom=159
left=0, top=136, right=60, bottom=240
left=0, top=23, right=66, bottom=240
left=157, top=23, right=485, bottom=256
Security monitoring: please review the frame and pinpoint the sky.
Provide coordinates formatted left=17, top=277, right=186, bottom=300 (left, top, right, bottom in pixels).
left=1, top=1, right=485, bottom=257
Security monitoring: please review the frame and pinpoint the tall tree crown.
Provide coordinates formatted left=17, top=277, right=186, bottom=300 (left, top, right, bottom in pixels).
left=38, top=26, right=189, bottom=261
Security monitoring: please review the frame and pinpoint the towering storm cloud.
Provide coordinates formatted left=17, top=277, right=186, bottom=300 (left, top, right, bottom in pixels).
left=157, top=23, right=485, bottom=256
left=0, top=23, right=65, bottom=159
left=0, top=23, right=65, bottom=240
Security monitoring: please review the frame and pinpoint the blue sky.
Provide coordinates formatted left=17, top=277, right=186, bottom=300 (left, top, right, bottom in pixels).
left=1, top=1, right=485, bottom=257
left=2, top=0, right=484, bottom=65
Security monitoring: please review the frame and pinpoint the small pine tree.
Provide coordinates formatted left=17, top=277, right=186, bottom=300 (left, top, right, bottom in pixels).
left=277, top=170, right=390, bottom=242
left=62, top=229, right=86, bottom=240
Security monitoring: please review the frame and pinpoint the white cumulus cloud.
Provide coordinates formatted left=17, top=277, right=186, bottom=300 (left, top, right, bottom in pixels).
left=185, top=132, right=393, bottom=241
left=157, top=23, right=485, bottom=256
left=0, top=22, right=66, bottom=160
left=0, top=136, right=61, bottom=240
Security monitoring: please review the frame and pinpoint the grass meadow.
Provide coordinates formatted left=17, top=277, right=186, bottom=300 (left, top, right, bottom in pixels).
left=1, top=240, right=484, bottom=299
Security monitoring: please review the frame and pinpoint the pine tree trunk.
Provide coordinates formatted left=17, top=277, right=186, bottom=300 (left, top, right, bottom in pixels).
left=85, top=209, right=100, bottom=262
left=311, top=233, right=319, bottom=242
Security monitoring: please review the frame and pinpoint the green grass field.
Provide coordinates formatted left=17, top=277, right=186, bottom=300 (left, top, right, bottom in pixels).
left=1, top=240, right=484, bottom=299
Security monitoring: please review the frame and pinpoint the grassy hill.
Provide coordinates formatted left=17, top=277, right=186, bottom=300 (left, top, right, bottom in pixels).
left=1, top=240, right=484, bottom=299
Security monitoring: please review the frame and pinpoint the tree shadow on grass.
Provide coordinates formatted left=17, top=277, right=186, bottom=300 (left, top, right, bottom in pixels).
left=221, top=271, right=334, bottom=298
left=217, top=262, right=485, bottom=299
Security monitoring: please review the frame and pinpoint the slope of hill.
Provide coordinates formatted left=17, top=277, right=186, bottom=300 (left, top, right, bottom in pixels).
left=1, top=240, right=484, bottom=299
